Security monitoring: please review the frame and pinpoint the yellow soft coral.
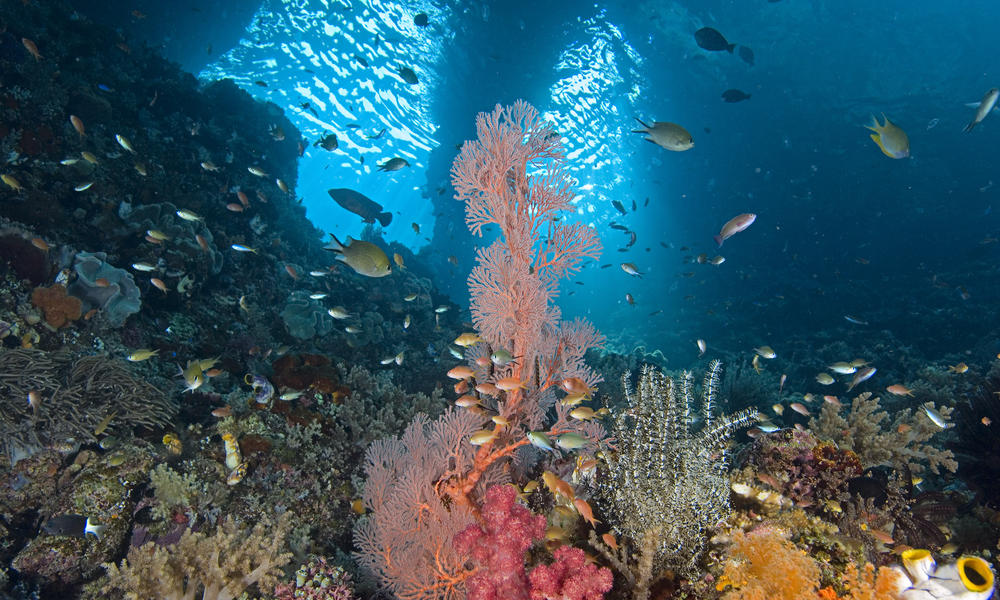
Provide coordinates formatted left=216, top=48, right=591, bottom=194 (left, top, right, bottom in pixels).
left=720, top=527, right=820, bottom=600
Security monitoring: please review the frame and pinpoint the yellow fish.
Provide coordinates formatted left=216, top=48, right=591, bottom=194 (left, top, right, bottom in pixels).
left=453, top=333, right=482, bottom=347
left=324, top=234, right=390, bottom=278
left=866, top=113, right=909, bottom=159
left=2, top=174, right=23, bottom=192
left=393, top=252, right=406, bottom=269
left=127, top=349, right=159, bottom=362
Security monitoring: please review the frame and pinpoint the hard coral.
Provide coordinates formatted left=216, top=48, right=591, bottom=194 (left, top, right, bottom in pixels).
left=30, top=283, right=82, bottom=328
left=102, top=515, right=292, bottom=600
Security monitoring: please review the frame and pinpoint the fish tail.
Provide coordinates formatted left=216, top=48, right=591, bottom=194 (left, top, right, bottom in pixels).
left=713, top=235, right=723, bottom=247
left=324, top=233, right=345, bottom=252
left=963, top=120, right=976, bottom=133
left=378, top=211, right=393, bottom=227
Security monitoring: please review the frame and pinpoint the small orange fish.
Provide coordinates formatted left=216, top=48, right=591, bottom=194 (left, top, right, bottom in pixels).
left=789, top=402, right=811, bottom=416
left=447, top=365, right=475, bottom=380
left=211, top=405, right=232, bottom=418
left=95, top=277, right=111, bottom=288
left=284, top=265, right=299, bottom=280
left=983, top=417, right=992, bottom=426
left=226, top=203, right=244, bottom=212
left=896, top=423, right=912, bottom=434
left=150, top=278, right=169, bottom=293
left=573, top=498, right=600, bottom=528
left=205, top=368, right=223, bottom=378
left=237, top=190, right=250, bottom=208
left=196, top=234, right=210, bottom=252
left=823, top=395, right=842, bottom=408
left=22, top=38, right=42, bottom=61
left=69, top=115, right=85, bottom=137
left=868, top=528, right=894, bottom=545
left=885, top=384, right=914, bottom=397
left=455, top=395, right=479, bottom=408
left=601, top=532, right=618, bottom=551
left=495, top=377, right=526, bottom=391
left=453, top=380, right=469, bottom=395
left=475, top=383, right=499, bottom=396
left=30, top=237, right=50, bottom=251
left=560, top=377, right=593, bottom=395
left=83, top=308, right=98, bottom=320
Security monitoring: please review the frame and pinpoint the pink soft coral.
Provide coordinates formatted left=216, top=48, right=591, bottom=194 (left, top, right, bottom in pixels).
left=454, top=485, right=547, bottom=600
left=529, top=546, right=613, bottom=600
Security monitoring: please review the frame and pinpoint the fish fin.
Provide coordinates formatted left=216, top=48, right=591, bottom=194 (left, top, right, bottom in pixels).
left=323, top=233, right=345, bottom=252
left=963, top=120, right=976, bottom=133
left=869, top=134, right=895, bottom=158
left=713, top=235, right=723, bottom=247
left=632, top=117, right=650, bottom=131
left=864, top=114, right=880, bottom=132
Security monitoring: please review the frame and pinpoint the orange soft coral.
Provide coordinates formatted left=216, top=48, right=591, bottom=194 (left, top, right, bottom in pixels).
left=828, top=562, right=902, bottom=600
left=719, top=527, right=820, bottom=600
left=30, top=284, right=82, bottom=328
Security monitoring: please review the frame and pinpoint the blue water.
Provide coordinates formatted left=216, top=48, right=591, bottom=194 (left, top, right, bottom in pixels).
left=88, top=0, right=1000, bottom=367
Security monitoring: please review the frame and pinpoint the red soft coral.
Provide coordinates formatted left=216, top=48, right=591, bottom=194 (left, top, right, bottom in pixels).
left=529, top=546, right=613, bottom=600
left=454, top=485, right=547, bottom=600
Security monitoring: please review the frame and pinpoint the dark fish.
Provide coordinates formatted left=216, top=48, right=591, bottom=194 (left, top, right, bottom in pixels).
left=574, top=281, right=585, bottom=285
left=353, top=54, right=369, bottom=67
left=738, top=45, right=754, bottom=66
left=625, top=232, right=637, bottom=248
left=694, top=27, right=735, bottom=53
left=648, top=310, right=662, bottom=316
left=397, top=67, right=419, bottom=85
left=366, top=128, right=387, bottom=140
left=314, top=133, right=339, bottom=151
left=631, top=199, right=636, bottom=211
left=414, top=12, right=429, bottom=27
left=42, top=514, right=105, bottom=540
left=659, top=242, right=669, bottom=248
left=611, top=200, right=627, bottom=215
left=328, top=188, right=392, bottom=227
left=600, top=264, right=612, bottom=269
left=644, top=197, right=649, bottom=207
left=722, top=89, right=751, bottom=103
left=609, top=222, right=629, bottom=231
left=254, top=80, right=268, bottom=87
left=300, top=102, right=318, bottom=118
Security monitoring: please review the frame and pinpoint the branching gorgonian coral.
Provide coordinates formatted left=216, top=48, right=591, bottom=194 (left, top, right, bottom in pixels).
left=596, top=361, right=758, bottom=581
